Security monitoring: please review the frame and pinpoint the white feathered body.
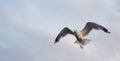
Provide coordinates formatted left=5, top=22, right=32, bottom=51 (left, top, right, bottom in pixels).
left=74, top=30, right=91, bottom=48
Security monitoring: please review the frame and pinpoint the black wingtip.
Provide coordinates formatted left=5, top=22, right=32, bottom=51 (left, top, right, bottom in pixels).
left=54, top=40, right=58, bottom=44
left=104, top=28, right=111, bottom=34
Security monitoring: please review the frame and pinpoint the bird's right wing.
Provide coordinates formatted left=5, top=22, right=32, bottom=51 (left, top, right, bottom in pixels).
left=81, top=22, right=110, bottom=36
left=54, top=27, right=74, bottom=44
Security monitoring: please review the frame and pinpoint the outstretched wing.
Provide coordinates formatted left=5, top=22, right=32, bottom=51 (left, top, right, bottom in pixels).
left=54, top=27, right=74, bottom=44
left=81, top=22, right=110, bottom=36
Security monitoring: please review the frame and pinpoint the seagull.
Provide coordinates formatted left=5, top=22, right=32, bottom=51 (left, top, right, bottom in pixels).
left=54, top=22, right=110, bottom=49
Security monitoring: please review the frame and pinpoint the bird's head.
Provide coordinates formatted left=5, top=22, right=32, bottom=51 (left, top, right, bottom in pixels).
left=74, top=29, right=77, bottom=33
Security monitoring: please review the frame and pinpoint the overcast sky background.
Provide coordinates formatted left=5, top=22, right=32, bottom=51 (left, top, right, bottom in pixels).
left=0, top=0, right=120, bottom=61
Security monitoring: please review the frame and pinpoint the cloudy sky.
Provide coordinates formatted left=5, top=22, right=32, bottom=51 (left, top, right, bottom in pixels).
left=0, top=0, right=120, bottom=61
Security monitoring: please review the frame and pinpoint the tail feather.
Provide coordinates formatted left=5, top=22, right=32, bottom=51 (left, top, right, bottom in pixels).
left=74, top=39, right=91, bottom=49
left=82, top=39, right=91, bottom=46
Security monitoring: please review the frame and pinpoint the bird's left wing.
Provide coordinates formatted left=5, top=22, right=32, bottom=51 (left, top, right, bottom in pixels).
left=54, top=27, right=74, bottom=44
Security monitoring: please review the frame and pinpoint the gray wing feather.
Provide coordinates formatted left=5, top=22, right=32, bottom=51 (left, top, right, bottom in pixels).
left=54, top=27, right=74, bottom=44
left=81, top=22, right=110, bottom=36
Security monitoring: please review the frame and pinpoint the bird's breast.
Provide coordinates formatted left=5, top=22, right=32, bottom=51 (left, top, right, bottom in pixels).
left=75, top=32, right=83, bottom=41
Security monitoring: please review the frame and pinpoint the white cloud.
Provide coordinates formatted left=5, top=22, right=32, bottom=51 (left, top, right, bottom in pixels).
left=65, top=0, right=94, bottom=8
left=0, top=42, right=8, bottom=48
left=2, top=6, right=23, bottom=25
left=25, top=2, right=41, bottom=14
left=107, top=53, right=120, bottom=61
left=103, top=0, right=120, bottom=16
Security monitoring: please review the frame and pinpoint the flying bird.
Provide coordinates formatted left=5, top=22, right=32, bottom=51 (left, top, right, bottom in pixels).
left=54, top=22, right=110, bottom=49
